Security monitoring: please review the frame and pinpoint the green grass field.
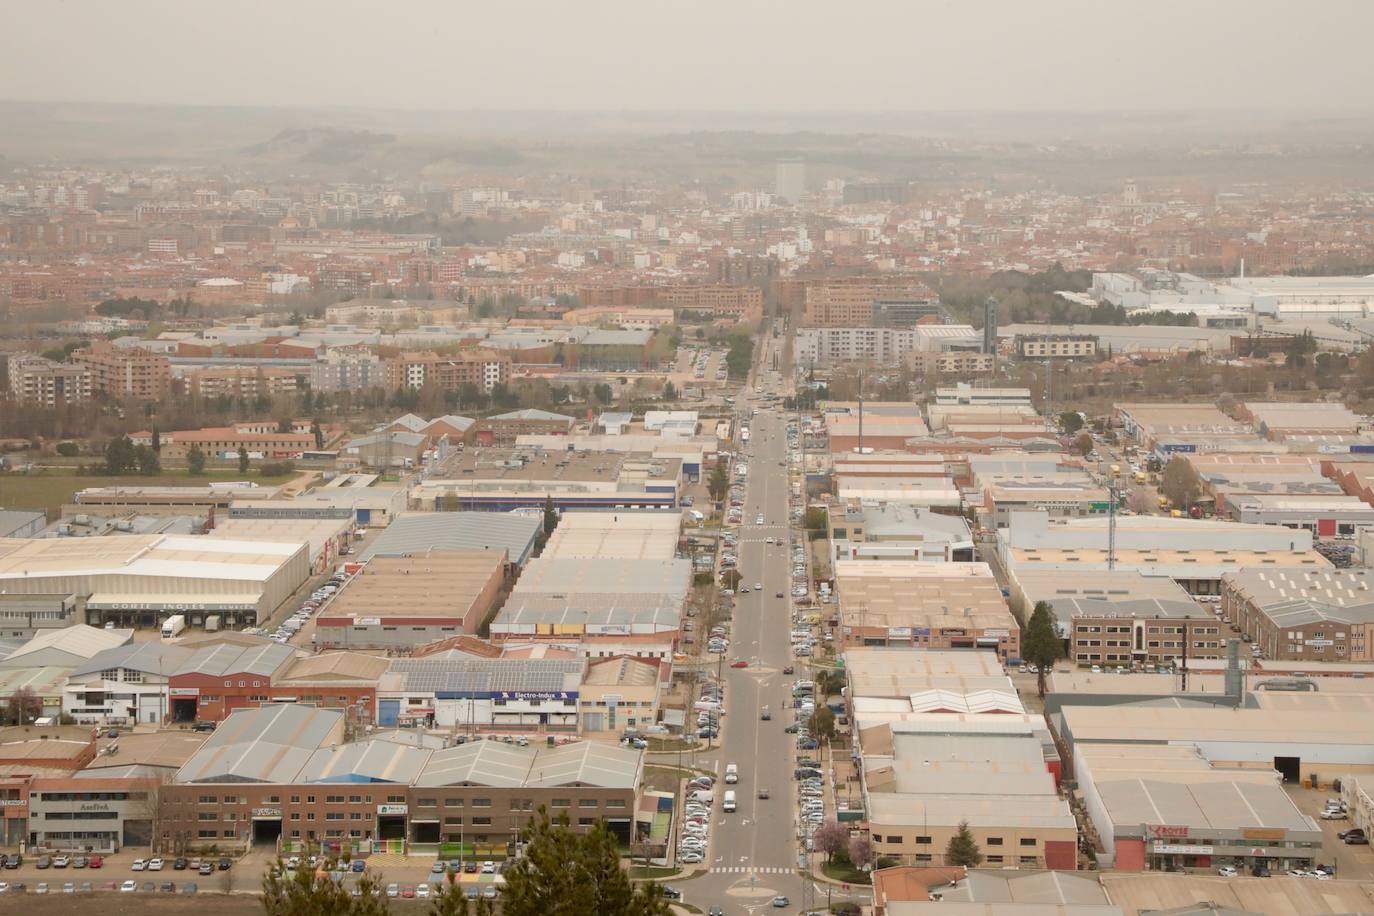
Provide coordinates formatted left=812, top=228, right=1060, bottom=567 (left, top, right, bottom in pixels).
left=0, top=470, right=299, bottom=515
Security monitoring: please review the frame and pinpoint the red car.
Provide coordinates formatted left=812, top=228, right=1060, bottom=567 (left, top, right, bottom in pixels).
left=730, top=660, right=749, bottom=669
left=782, top=665, right=794, bottom=675
left=402, top=885, right=416, bottom=898
left=88, top=856, right=103, bottom=869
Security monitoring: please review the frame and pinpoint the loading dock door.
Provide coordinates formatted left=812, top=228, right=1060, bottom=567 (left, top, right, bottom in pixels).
left=378, top=699, right=400, bottom=726
left=1274, top=755, right=1301, bottom=783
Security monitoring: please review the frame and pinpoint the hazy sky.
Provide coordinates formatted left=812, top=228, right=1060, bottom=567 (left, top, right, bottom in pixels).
left=3, top=0, right=1372, bottom=113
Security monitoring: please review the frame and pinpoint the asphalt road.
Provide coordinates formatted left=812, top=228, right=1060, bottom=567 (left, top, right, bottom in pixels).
left=683, top=332, right=868, bottom=915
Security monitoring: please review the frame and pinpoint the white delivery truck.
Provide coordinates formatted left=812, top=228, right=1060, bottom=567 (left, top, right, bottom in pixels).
left=161, top=614, right=187, bottom=639
left=722, top=791, right=737, bottom=813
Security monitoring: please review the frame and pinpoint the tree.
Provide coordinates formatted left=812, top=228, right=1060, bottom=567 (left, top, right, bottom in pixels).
left=238, top=445, right=250, bottom=474
left=944, top=821, right=983, bottom=868
left=662, top=381, right=678, bottom=402
left=725, top=332, right=754, bottom=379
left=815, top=669, right=846, bottom=698
left=4, top=686, right=40, bottom=726
left=807, top=706, right=836, bottom=742
left=104, top=434, right=136, bottom=474
left=593, top=383, right=614, bottom=406
left=1058, top=411, right=1083, bottom=435
left=1076, top=431, right=1094, bottom=458
left=150, top=422, right=162, bottom=453
left=277, top=417, right=294, bottom=434
left=312, top=418, right=325, bottom=450
left=812, top=819, right=848, bottom=864
left=430, top=869, right=492, bottom=916
left=1022, top=601, right=1063, bottom=698
left=848, top=834, right=874, bottom=870
left=55, top=441, right=79, bottom=457
left=721, top=569, right=743, bottom=590
left=439, top=493, right=460, bottom=512
left=499, top=809, right=669, bottom=916
left=1126, top=487, right=1154, bottom=515
left=543, top=495, right=559, bottom=536
left=187, top=444, right=206, bottom=475
left=707, top=463, right=730, bottom=503
left=133, top=444, right=161, bottom=475
left=260, top=847, right=389, bottom=916
left=1161, top=455, right=1201, bottom=510
left=803, top=507, right=829, bottom=531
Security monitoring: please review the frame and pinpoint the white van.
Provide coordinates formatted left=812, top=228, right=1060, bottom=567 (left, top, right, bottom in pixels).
left=722, top=791, right=737, bottom=813
left=724, top=763, right=739, bottom=784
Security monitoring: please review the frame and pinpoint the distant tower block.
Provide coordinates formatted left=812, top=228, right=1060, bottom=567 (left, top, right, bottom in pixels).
left=1122, top=179, right=1139, bottom=206
left=983, top=297, right=999, bottom=354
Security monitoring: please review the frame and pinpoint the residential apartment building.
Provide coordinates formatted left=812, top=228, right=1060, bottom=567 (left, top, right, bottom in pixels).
left=383, top=348, right=511, bottom=393
left=186, top=366, right=302, bottom=400
left=905, top=350, right=996, bottom=377
left=1013, top=334, right=1098, bottom=360
left=794, top=277, right=935, bottom=327
left=311, top=346, right=384, bottom=392
left=7, top=353, right=91, bottom=405
left=72, top=340, right=171, bottom=401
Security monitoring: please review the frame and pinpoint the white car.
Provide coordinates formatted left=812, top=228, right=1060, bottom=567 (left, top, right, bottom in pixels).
left=131, top=859, right=147, bottom=871
left=416, top=884, right=431, bottom=898
left=147, top=858, right=164, bottom=871
left=121, top=880, right=138, bottom=892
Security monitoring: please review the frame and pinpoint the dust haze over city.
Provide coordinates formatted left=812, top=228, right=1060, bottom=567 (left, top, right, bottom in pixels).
left=6, top=2, right=1374, bottom=915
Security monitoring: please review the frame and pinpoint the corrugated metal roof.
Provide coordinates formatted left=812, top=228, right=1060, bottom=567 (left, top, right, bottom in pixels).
left=173, top=641, right=295, bottom=678
left=298, top=738, right=432, bottom=784
left=71, top=641, right=197, bottom=679
left=384, top=657, right=582, bottom=695
left=175, top=704, right=342, bottom=784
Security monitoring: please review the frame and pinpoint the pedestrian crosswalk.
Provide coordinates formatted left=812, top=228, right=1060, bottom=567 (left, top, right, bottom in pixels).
left=710, top=866, right=793, bottom=875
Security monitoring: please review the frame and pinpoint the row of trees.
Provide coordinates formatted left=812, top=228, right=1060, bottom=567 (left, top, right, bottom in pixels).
left=812, top=817, right=984, bottom=870
left=259, top=811, right=669, bottom=916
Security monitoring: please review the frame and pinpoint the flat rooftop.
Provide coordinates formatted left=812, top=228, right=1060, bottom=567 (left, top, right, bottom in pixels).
left=359, top=511, right=541, bottom=563
left=1060, top=703, right=1374, bottom=747
left=836, top=561, right=1016, bottom=632
left=845, top=648, right=1009, bottom=699
left=866, top=792, right=1075, bottom=830
left=323, top=549, right=506, bottom=619
left=542, top=511, right=681, bottom=561
left=0, top=533, right=303, bottom=583
left=431, top=447, right=681, bottom=486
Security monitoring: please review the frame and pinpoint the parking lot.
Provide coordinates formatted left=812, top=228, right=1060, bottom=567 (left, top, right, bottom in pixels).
left=1285, top=783, right=1374, bottom=880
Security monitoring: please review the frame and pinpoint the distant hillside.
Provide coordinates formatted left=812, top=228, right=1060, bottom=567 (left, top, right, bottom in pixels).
left=240, top=127, right=395, bottom=164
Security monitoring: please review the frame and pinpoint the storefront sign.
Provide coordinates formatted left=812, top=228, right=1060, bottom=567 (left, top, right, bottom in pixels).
left=941, top=628, right=967, bottom=637
left=912, top=628, right=931, bottom=637
left=93, top=601, right=256, bottom=611
left=1243, top=828, right=1287, bottom=841
left=887, top=627, right=912, bottom=638
left=377, top=804, right=407, bottom=816
left=251, top=807, right=282, bottom=819
left=170, top=688, right=200, bottom=697
left=355, top=617, right=381, bottom=626
left=1146, top=824, right=1190, bottom=839
left=1305, top=639, right=1334, bottom=648
left=984, top=628, right=1010, bottom=638
left=1153, top=843, right=1214, bottom=855
left=0, top=799, right=26, bottom=807
left=78, top=802, right=111, bottom=812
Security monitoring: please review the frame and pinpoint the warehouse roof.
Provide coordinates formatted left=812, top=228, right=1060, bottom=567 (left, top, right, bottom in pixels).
left=382, top=657, right=582, bottom=695
left=323, top=550, right=505, bottom=620
left=80, top=731, right=207, bottom=771
left=490, top=409, right=575, bottom=422
left=0, top=533, right=302, bottom=583
left=173, top=641, right=295, bottom=679
left=0, top=624, right=132, bottom=669
left=867, top=792, right=1075, bottom=830
left=298, top=738, right=432, bottom=784
left=493, top=593, right=683, bottom=630
left=1095, top=778, right=1318, bottom=836
left=175, top=704, right=343, bottom=783
left=514, top=557, right=690, bottom=598
left=1060, top=704, right=1374, bottom=747
left=542, top=511, right=681, bottom=561
left=71, top=641, right=196, bottom=679
left=836, top=561, right=1016, bottom=632
left=278, top=652, right=389, bottom=683
left=359, top=511, right=541, bottom=564
left=413, top=739, right=640, bottom=788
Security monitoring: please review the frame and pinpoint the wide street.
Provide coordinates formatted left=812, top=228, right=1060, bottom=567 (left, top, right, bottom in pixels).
left=679, top=328, right=869, bottom=915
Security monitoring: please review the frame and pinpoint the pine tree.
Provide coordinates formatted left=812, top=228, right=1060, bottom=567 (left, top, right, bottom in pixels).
left=187, top=444, right=206, bottom=475
left=1022, top=601, right=1063, bottom=698
left=500, top=809, right=668, bottom=916
left=238, top=445, right=250, bottom=474
left=944, top=820, right=983, bottom=868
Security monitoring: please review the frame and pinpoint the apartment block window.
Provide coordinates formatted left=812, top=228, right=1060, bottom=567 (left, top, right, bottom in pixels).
left=471, top=798, right=491, bottom=808
left=916, top=835, right=931, bottom=845
left=444, top=799, right=464, bottom=808
left=986, top=855, right=1003, bottom=864
left=552, top=798, right=571, bottom=808
left=987, top=837, right=1004, bottom=846
left=1019, top=838, right=1037, bottom=846
left=578, top=799, right=598, bottom=808
left=471, top=817, right=492, bottom=826
left=578, top=818, right=594, bottom=827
